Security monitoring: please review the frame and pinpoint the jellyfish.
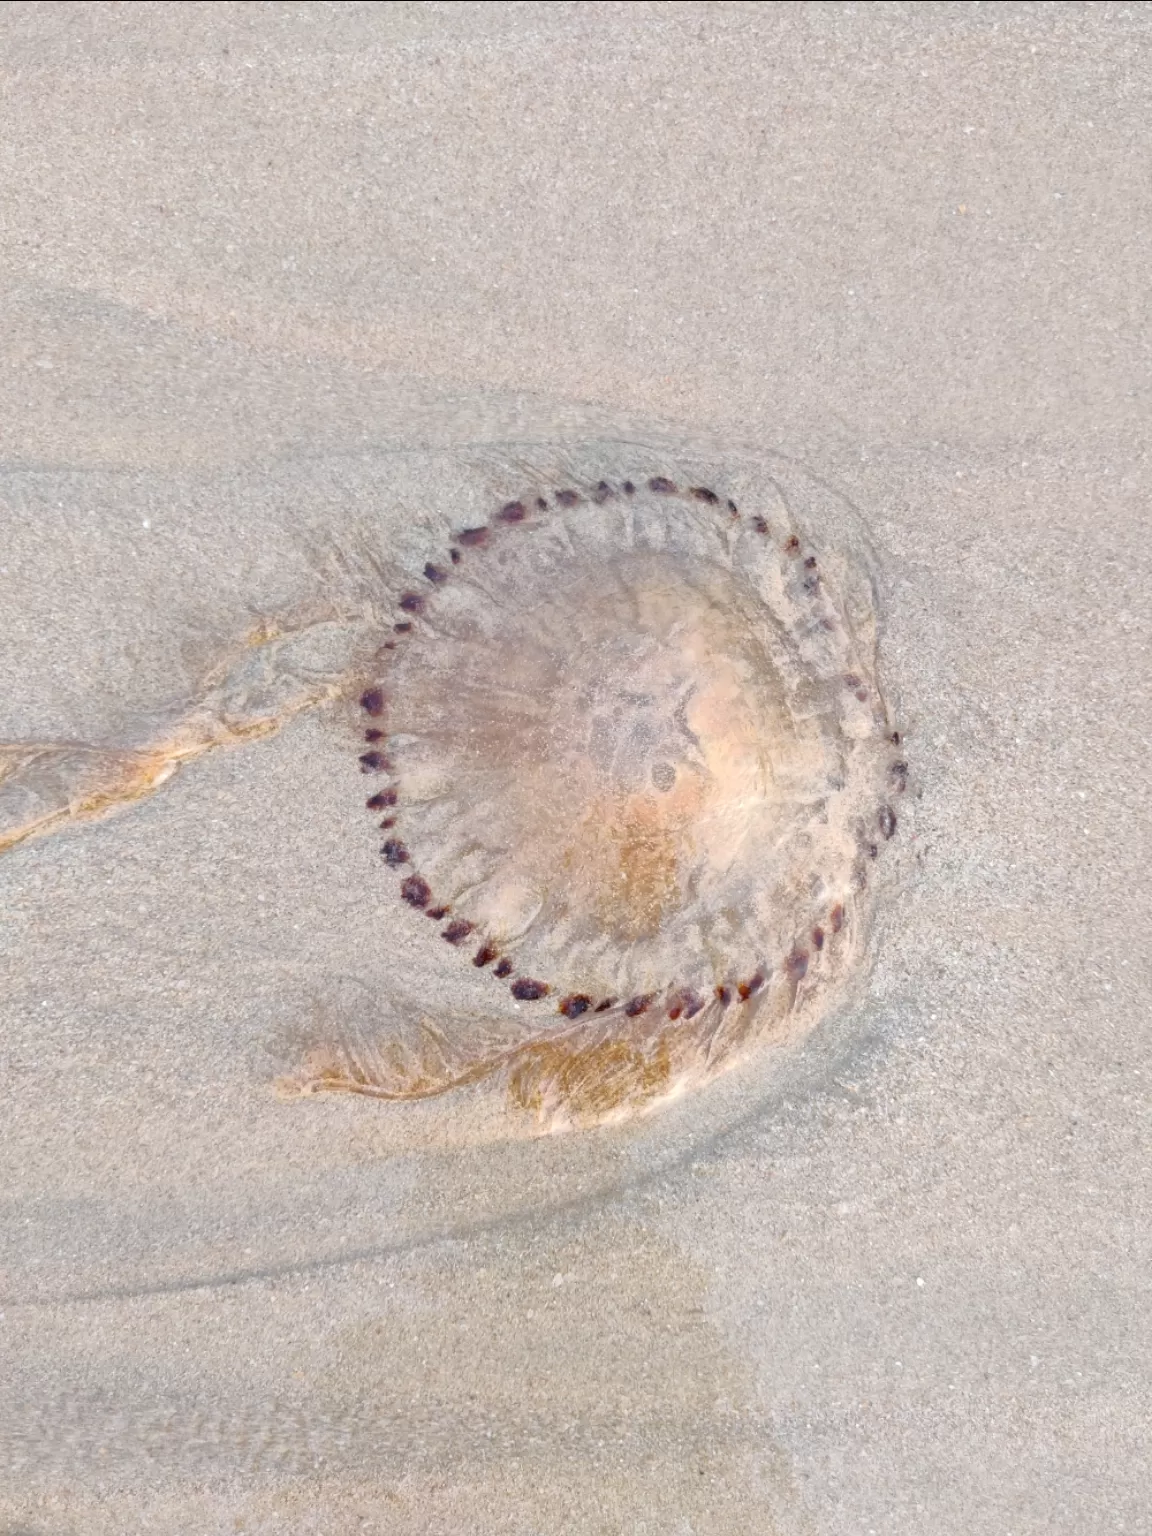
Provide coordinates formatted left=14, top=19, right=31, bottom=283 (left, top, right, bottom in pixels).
left=0, top=442, right=904, bottom=1131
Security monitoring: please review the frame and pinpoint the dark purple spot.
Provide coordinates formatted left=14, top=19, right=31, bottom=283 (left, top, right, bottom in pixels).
left=494, top=958, right=514, bottom=979
left=803, top=575, right=822, bottom=595
left=366, top=788, right=397, bottom=809
left=878, top=805, right=897, bottom=840
left=829, top=903, right=845, bottom=934
left=535, top=497, right=549, bottom=511
left=449, top=548, right=462, bottom=564
left=595, top=998, right=616, bottom=1012
left=364, top=728, right=384, bottom=742
left=399, top=592, right=425, bottom=615
left=555, top=489, right=580, bottom=507
left=592, top=481, right=614, bottom=503
left=803, top=555, right=818, bottom=570
left=511, top=977, right=548, bottom=1001
left=622, top=481, right=636, bottom=495
left=424, top=562, right=449, bottom=584
left=690, top=486, right=719, bottom=504
left=680, top=990, right=705, bottom=1019
left=812, top=926, right=825, bottom=951
left=558, top=994, right=593, bottom=1019
left=473, top=943, right=499, bottom=968
left=394, top=622, right=412, bottom=634
left=624, top=994, right=652, bottom=1016
left=784, top=535, right=801, bottom=555
left=737, top=969, right=766, bottom=1001
left=648, top=476, right=676, bottom=494
left=381, top=840, right=409, bottom=866
left=426, top=905, right=450, bottom=920
left=498, top=500, right=527, bottom=523
left=379, top=818, right=396, bottom=830
left=786, top=949, right=809, bottom=982
left=890, top=731, right=901, bottom=746
left=715, top=985, right=732, bottom=1006
left=890, top=760, right=909, bottom=793
left=456, top=527, right=489, bottom=548
left=360, top=751, right=390, bottom=773
left=360, top=688, right=385, bottom=717
left=400, top=875, right=431, bottom=908
left=442, top=919, right=474, bottom=945
left=726, top=499, right=739, bottom=514
left=867, top=842, right=879, bottom=860
left=752, top=516, right=769, bottom=534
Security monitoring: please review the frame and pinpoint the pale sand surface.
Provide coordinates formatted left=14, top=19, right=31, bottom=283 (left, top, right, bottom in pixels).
left=1, top=4, right=1149, bottom=1532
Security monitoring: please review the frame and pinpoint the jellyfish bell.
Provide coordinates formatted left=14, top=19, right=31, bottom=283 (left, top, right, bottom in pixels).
left=303, top=464, right=903, bottom=1129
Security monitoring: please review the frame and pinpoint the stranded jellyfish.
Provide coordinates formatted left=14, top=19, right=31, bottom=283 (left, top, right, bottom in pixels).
left=0, top=443, right=904, bottom=1131
left=291, top=466, right=903, bottom=1128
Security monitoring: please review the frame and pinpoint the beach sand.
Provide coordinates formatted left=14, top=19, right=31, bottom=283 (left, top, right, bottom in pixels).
left=1, top=4, right=1148, bottom=1532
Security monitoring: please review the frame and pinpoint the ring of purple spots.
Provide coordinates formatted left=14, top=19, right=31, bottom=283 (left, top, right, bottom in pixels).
left=356, top=476, right=904, bottom=1016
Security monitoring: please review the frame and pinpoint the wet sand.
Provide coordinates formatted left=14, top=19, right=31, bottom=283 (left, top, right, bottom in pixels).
left=1, top=5, right=1149, bottom=1533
